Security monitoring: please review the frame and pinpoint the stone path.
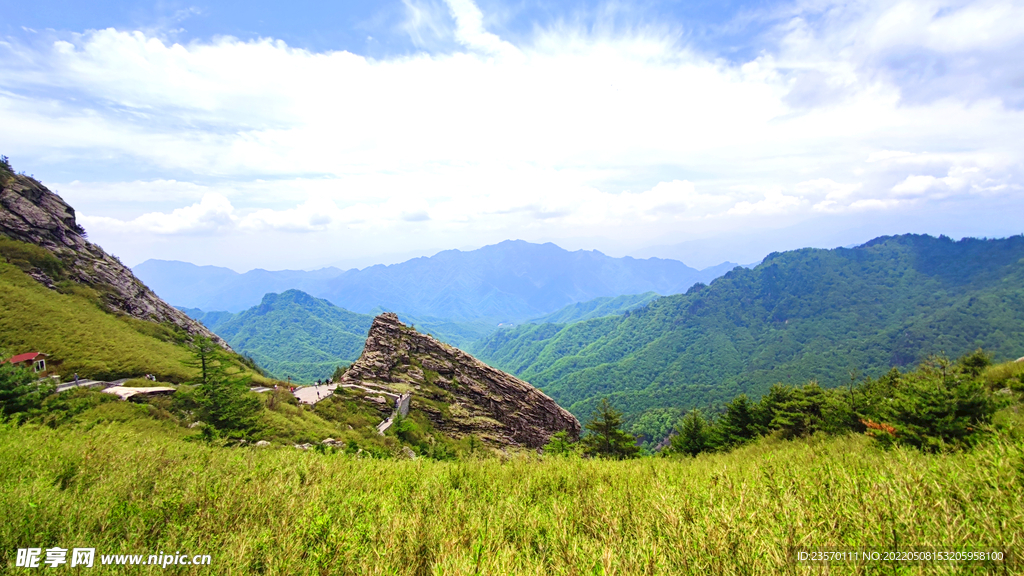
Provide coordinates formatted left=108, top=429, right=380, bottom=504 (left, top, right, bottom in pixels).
left=55, top=378, right=126, bottom=393
left=291, top=383, right=412, bottom=436
left=292, top=383, right=339, bottom=405
left=376, top=415, right=395, bottom=434
left=292, top=382, right=402, bottom=405
left=375, top=393, right=411, bottom=435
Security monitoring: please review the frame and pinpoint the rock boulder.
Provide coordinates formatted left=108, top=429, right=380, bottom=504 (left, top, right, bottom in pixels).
left=340, top=313, right=580, bottom=449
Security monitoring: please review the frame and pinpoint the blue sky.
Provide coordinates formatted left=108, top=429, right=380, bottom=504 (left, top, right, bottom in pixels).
left=1, top=1, right=769, bottom=58
left=1, top=0, right=1022, bottom=270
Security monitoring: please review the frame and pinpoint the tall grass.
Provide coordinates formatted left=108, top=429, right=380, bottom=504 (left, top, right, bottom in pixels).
left=1, top=420, right=1020, bottom=575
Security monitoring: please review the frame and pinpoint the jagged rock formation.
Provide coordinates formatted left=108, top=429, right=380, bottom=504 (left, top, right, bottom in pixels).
left=340, top=313, right=580, bottom=448
left=0, top=170, right=230, bottom=349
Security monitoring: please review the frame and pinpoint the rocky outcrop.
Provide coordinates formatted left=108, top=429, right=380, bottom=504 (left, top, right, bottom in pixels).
left=340, top=313, right=580, bottom=449
left=0, top=171, right=230, bottom=350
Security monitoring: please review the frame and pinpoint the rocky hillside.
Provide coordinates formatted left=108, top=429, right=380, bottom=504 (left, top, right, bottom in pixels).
left=0, top=165, right=229, bottom=349
left=339, top=313, right=580, bottom=448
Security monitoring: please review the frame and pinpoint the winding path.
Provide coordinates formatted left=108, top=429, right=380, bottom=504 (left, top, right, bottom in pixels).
left=292, top=384, right=411, bottom=435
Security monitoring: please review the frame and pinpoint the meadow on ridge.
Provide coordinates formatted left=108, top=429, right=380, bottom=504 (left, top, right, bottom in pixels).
left=2, top=418, right=1021, bottom=575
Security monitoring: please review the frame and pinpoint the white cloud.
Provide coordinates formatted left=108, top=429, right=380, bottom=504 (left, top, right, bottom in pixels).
left=81, top=193, right=236, bottom=234
left=57, top=179, right=211, bottom=204
left=848, top=198, right=904, bottom=210
left=796, top=178, right=863, bottom=199
left=801, top=178, right=865, bottom=212
left=443, top=0, right=519, bottom=57
left=891, top=166, right=980, bottom=196
left=239, top=197, right=348, bottom=232
left=728, top=189, right=804, bottom=216
left=868, top=0, right=1024, bottom=54
left=2, top=0, right=1023, bottom=267
left=772, top=0, right=1024, bottom=106
left=866, top=150, right=917, bottom=163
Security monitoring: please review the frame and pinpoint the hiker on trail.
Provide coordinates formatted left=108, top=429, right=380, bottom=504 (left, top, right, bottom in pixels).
left=74, top=373, right=79, bottom=385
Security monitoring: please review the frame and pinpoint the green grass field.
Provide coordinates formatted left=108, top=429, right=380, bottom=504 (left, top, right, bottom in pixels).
left=1, top=413, right=1021, bottom=575
left=0, top=261, right=277, bottom=386
left=0, top=262, right=194, bottom=382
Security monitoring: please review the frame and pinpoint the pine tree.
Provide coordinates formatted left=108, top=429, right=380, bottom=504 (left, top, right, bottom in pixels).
left=753, top=383, right=793, bottom=434
left=185, top=336, right=223, bottom=387
left=771, top=382, right=825, bottom=439
left=582, top=398, right=639, bottom=459
left=671, top=409, right=711, bottom=456
left=543, top=430, right=578, bottom=456
left=717, top=394, right=756, bottom=447
left=884, top=356, right=995, bottom=452
left=183, top=337, right=262, bottom=437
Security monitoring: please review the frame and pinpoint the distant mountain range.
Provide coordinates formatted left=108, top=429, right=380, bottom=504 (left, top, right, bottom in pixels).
left=472, top=234, right=1024, bottom=441
left=135, top=240, right=739, bottom=322
left=179, top=289, right=664, bottom=382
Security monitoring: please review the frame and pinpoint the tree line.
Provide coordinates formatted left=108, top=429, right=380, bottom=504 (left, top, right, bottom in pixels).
left=548, top=350, right=1020, bottom=459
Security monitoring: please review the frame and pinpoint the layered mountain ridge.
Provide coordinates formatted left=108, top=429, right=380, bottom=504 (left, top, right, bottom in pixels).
left=135, top=242, right=738, bottom=321
left=475, top=234, right=1024, bottom=439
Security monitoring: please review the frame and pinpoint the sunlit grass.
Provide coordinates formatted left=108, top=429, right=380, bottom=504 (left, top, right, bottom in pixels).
left=0, top=263, right=193, bottom=381
left=1, top=419, right=1020, bottom=575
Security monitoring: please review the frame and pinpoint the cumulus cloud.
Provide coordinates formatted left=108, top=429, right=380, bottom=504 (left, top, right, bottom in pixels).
left=443, top=0, right=519, bottom=57
left=81, top=193, right=236, bottom=234
left=238, top=197, right=349, bottom=232
left=2, top=0, right=1023, bottom=266
left=891, top=166, right=981, bottom=197
left=772, top=0, right=1024, bottom=107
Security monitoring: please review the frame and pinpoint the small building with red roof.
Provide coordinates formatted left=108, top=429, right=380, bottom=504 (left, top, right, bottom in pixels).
left=3, top=352, right=52, bottom=375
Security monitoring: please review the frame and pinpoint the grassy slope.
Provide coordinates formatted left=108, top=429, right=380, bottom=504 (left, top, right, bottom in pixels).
left=1, top=418, right=1021, bottom=575
left=475, top=235, right=1024, bottom=421
left=0, top=262, right=194, bottom=381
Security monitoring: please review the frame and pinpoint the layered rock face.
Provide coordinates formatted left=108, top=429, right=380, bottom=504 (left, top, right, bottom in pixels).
left=0, top=171, right=230, bottom=349
left=340, top=313, right=580, bottom=448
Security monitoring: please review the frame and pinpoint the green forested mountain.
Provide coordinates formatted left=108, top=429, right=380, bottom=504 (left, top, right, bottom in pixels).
left=204, top=290, right=376, bottom=383
left=525, top=292, right=660, bottom=324
left=177, top=307, right=236, bottom=332
left=474, top=234, right=1024, bottom=433
left=182, top=293, right=501, bottom=380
